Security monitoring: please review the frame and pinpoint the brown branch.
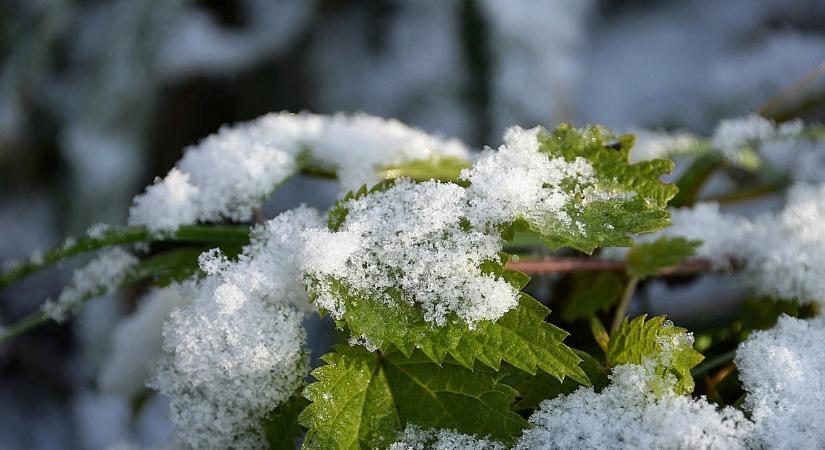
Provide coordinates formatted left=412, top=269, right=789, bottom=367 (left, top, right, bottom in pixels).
left=760, top=60, right=825, bottom=119
left=505, top=257, right=715, bottom=276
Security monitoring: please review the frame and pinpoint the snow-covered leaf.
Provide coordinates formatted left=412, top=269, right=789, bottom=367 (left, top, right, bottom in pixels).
left=606, top=315, right=704, bottom=395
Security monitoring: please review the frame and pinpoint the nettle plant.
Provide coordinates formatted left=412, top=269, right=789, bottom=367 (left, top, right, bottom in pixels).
left=2, top=112, right=825, bottom=449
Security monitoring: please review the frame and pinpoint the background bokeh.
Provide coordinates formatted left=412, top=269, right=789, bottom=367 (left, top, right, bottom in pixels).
left=1, top=0, right=824, bottom=448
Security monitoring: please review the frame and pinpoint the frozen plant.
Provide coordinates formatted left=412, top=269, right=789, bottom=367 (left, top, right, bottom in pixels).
left=2, top=112, right=825, bottom=450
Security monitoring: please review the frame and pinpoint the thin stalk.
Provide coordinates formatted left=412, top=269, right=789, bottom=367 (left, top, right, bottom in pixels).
left=0, top=248, right=203, bottom=342
left=611, top=276, right=640, bottom=332
left=0, top=225, right=249, bottom=290
left=759, top=60, right=825, bottom=118
left=506, top=257, right=714, bottom=276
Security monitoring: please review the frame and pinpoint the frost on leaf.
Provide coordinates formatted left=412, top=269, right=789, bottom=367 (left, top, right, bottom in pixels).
left=303, top=182, right=586, bottom=378
left=300, top=345, right=526, bottom=450
left=302, top=123, right=674, bottom=379
left=303, top=179, right=519, bottom=328
left=526, top=124, right=677, bottom=253
left=606, top=315, right=704, bottom=395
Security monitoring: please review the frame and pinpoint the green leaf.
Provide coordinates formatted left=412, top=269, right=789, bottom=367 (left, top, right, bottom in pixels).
left=299, top=346, right=526, bottom=450
left=500, top=350, right=607, bottom=411
left=524, top=124, right=677, bottom=253
left=308, top=269, right=588, bottom=386
left=606, top=315, right=704, bottom=395
left=625, top=237, right=700, bottom=279
left=263, top=389, right=308, bottom=449
left=561, top=272, right=624, bottom=321
left=378, top=156, right=471, bottom=184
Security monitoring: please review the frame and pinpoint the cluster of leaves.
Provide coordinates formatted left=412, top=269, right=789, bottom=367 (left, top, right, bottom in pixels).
left=294, top=124, right=690, bottom=449
left=0, top=122, right=734, bottom=450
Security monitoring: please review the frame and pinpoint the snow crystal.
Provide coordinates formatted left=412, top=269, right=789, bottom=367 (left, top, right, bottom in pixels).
left=460, top=126, right=595, bottom=231
left=128, top=112, right=469, bottom=233
left=99, top=287, right=189, bottom=398
left=736, top=315, right=825, bottom=449
left=42, top=248, right=138, bottom=322
left=389, top=424, right=505, bottom=450
left=202, top=205, right=323, bottom=313
left=150, top=279, right=307, bottom=449
left=517, top=361, right=751, bottom=450
left=300, top=179, right=518, bottom=327
left=149, top=207, right=320, bottom=448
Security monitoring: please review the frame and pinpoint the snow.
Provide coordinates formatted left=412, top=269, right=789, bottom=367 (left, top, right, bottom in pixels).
left=711, top=114, right=803, bottom=164
left=642, top=180, right=825, bottom=306
left=148, top=207, right=320, bottom=448
left=98, top=287, right=189, bottom=398
left=301, top=179, right=517, bottom=326
left=736, top=315, right=825, bottom=449
left=460, top=126, right=595, bottom=231
left=150, top=278, right=307, bottom=449
left=41, top=248, right=138, bottom=322
left=389, top=424, right=505, bottom=450
left=128, top=112, right=470, bottom=233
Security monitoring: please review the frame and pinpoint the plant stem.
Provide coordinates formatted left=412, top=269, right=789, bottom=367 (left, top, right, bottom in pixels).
left=759, top=60, right=825, bottom=118
left=0, top=225, right=249, bottom=290
left=0, top=247, right=204, bottom=343
left=611, top=276, right=639, bottom=332
left=506, top=257, right=714, bottom=276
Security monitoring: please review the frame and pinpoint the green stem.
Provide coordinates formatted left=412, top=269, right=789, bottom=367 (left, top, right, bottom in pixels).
left=671, top=152, right=722, bottom=207
left=0, top=225, right=249, bottom=290
left=611, top=276, right=639, bottom=332
left=0, top=247, right=203, bottom=343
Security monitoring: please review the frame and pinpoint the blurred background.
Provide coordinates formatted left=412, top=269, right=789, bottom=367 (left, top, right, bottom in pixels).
left=1, top=0, right=824, bottom=448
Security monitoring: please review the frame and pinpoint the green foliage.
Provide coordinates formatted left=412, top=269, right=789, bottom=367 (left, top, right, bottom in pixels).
left=309, top=266, right=588, bottom=384
left=263, top=390, right=308, bottom=449
left=300, top=345, right=526, bottom=449
left=561, top=272, right=625, bottom=321
left=378, top=156, right=471, bottom=184
left=606, top=315, right=704, bottom=395
left=526, top=124, right=678, bottom=253
left=626, top=237, right=700, bottom=278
